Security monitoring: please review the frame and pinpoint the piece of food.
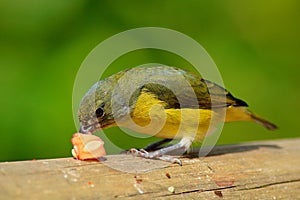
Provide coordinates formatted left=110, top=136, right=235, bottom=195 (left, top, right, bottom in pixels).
left=71, top=133, right=106, bottom=160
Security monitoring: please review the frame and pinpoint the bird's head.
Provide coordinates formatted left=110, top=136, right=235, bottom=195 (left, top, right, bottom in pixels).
left=78, top=79, right=116, bottom=134
left=78, top=70, right=134, bottom=134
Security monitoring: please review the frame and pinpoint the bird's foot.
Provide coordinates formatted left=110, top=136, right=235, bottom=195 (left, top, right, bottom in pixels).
left=129, top=148, right=182, bottom=165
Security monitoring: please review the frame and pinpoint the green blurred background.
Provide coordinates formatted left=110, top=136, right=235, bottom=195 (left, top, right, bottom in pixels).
left=1, top=0, right=299, bottom=162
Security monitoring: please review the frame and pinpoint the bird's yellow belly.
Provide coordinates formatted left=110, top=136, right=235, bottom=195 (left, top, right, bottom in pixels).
left=141, top=108, right=219, bottom=140
left=119, top=105, right=222, bottom=142
left=117, top=90, right=223, bottom=142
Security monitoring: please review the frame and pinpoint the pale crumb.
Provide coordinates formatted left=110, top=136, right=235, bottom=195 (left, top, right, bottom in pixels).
left=71, top=148, right=78, bottom=159
left=168, top=186, right=175, bottom=193
left=133, top=183, right=144, bottom=194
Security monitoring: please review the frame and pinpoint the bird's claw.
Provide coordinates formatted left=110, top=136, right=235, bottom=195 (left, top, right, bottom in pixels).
left=129, top=148, right=149, bottom=157
left=157, top=155, right=182, bottom=165
left=129, top=148, right=182, bottom=165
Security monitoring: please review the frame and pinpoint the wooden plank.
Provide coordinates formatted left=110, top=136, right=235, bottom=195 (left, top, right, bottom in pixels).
left=1, top=138, right=300, bottom=199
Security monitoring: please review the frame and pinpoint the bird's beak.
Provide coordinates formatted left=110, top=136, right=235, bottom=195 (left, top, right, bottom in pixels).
left=79, top=125, right=93, bottom=134
left=79, top=122, right=102, bottom=134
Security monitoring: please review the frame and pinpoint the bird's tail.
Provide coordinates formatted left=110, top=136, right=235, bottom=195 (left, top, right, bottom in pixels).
left=225, top=107, right=278, bottom=130
left=249, top=113, right=277, bottom=130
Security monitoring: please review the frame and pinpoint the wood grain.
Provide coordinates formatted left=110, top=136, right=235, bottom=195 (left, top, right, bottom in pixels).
left=1, top=138, right=300, bottom=199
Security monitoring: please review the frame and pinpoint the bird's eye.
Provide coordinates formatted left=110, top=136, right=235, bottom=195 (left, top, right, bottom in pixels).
left=95, top=107, right=104, bottom=118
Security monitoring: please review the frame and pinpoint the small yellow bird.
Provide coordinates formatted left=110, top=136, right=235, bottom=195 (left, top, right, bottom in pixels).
left=77, top=66, right=277, bottom=164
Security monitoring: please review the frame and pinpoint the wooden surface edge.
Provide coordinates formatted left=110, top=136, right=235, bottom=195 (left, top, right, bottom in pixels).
left=0, top=138, right=300, bottom=199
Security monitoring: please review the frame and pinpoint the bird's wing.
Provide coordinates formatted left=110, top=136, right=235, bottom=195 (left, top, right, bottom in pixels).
left=130, top=67, right=248, bottom=109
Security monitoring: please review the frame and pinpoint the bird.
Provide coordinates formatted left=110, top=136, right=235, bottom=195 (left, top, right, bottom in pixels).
left=76, top=66, right=277, bottom=164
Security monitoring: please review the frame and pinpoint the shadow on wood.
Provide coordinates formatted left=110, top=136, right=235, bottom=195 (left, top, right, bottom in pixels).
left=189, top=143, right=281, bottom=158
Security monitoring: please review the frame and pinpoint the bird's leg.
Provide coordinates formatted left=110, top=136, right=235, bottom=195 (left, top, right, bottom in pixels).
left=143, top=138, right=172, bottom=151
left=130, top=137, right=193, bottom=165
left=121, top=138, right=172, bottom=154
